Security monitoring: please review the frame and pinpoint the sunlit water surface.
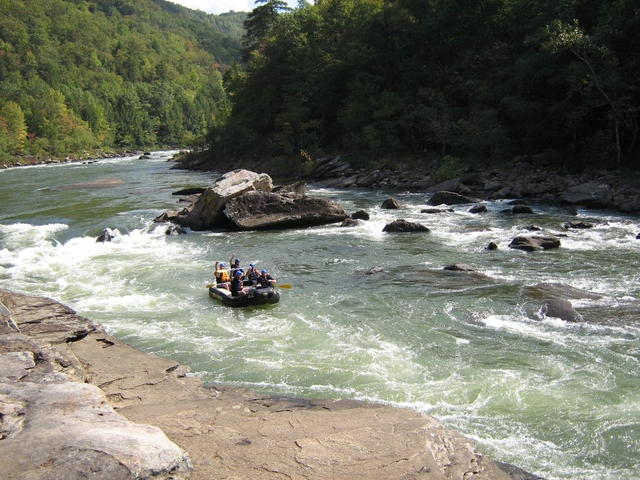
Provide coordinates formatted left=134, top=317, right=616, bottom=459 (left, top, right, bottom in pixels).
left=1, top=152, right=639, bottom=479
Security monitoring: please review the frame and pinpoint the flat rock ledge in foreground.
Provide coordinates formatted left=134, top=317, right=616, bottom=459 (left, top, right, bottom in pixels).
left=0, top=289, right=533, bottom=479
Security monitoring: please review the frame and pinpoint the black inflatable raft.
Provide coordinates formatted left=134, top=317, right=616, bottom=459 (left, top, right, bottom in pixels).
left=208, top=285, right=280, bottom=307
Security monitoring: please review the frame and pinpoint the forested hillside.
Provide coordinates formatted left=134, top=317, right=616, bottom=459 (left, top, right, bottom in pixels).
left=0, top=0, right=245, bottom=164
left=209, top=0, right=640, bottom=175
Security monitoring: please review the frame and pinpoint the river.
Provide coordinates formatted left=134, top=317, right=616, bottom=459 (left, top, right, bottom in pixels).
left=1, top=151, right=638, bottom=479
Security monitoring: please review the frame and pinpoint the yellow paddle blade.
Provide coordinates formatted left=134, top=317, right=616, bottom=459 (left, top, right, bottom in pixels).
left=278, top=283, right=292, bottom=289
left=206, top=283, right=215, bottom=288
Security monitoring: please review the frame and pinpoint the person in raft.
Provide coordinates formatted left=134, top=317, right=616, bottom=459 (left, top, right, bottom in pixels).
left=245, top=263, right=259, bottom=285
left=229, top=254, right=245, bottom=279
left=231, top=270, right=251, bottom=296
left=256, top=269, right=276, bottom=288
left=214, top=262, right=230, bottom=290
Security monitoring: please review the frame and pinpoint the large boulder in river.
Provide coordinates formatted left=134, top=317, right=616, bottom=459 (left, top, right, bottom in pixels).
left=508, top=235, right=561, bottom=251
left=383, top=219, right=430, bottom=233
left=559, top=181, right=612, bottom=208
left=351, top=209, right=370, bottom=220
left=174, top=169, right=273, bottom=230
left=428, top=191, right=480, bottom=206
left=381, top=198, right=403, bottom=209
left=223, top=191, right=348, bottom=230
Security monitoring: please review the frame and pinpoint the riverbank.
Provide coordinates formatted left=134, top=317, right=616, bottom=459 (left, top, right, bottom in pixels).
left=0, top=288, right=543, bottom=479
left=173, top=151, right=640, bottom=214
left=0, top=149, right=186, bottom=169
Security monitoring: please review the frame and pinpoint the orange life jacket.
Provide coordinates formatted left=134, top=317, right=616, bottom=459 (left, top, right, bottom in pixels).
left=216, top=269, right=230, bottom=282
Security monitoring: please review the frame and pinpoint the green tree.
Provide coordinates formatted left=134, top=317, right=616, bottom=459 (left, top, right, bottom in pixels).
left=242, top=0, right=292, bottom=61
left=0, top=0, right=240, bottom=158
left=544, top=19, right=631, bottom=166
left=0, top=101, right=27, bottom=154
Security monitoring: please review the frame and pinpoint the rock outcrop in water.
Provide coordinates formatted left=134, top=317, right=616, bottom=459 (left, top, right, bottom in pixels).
left=0, top=288, right=532, bottom=480
left=383, top=219, right=431, bottom=233
left=158, top=169, right=348, bottom=231
left=508, top=235, right=562, bottom=251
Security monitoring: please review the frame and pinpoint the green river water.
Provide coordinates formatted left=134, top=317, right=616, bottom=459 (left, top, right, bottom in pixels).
left=0, top=151, right=638, bottom=479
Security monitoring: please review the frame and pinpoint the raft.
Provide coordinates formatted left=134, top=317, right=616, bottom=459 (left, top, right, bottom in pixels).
left=208, top=285, right=280, bottom=307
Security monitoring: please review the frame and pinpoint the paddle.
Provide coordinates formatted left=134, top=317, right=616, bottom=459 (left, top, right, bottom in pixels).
left=206, top=283, right=215, bottom=288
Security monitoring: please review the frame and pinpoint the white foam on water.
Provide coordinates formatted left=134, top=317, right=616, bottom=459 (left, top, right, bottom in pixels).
left=479, top=314, right=565, bottom=340
left=2, top=170, right=639, bottom=480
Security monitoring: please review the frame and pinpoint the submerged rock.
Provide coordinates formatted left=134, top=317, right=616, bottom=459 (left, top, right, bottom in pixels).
left=512, top=205, right=534, bottom=214
left=522, top=282, right=603, bottom=301
left=540, top=298, right=584, bottom=322
left=443, top=263, right=477, bottom=272
left=563, top=220, right=594, bottom=229
left=364, top=266, right=384, bottom=275
left=96, top=228, right=115, bottom=242
left=421, top=207, right=454, bottom=214
left=469, top=204, right=488, bottom=214
left=428, top=190, right=480, bottom=205
left=341, top=218, right=363, bottom=227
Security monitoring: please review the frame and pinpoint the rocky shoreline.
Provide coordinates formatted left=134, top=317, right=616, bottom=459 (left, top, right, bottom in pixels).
left=175, top=152, right=640, bottom=214
left=0, top=288, right=543, bottom=479
left=300, top=155, right=640, bottom=214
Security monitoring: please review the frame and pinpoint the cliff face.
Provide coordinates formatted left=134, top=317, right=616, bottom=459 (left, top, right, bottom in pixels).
left=0, top=288, right=524, bottom=479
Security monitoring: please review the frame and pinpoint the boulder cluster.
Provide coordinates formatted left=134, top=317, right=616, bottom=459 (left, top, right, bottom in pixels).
left=156, top=169, right=348, bottom=231
left=307, top=155, right=640, bottom=213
